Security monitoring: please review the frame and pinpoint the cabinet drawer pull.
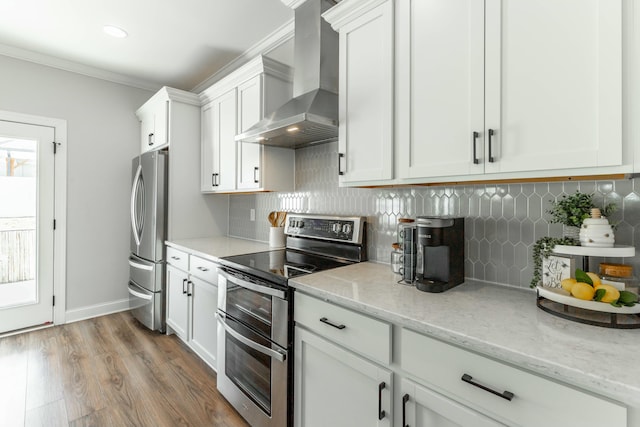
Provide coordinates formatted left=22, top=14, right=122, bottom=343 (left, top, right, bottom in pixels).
left=488, top=129, right=495, bottom=163
left=319, top=317, right=346, bottom=330
left=378, top=382, right=386, bottom=420
left=253, top=166, right=259, bottom=183
left=472, top=131, right=479, bottom=164
left=170, top=256, right=181, bottom=260
left=402, top=393, right=409, bottom=427
left=338, top=153, right=346, bottom=176
left=461, top=373, right=514, bottom=401
left=182, top=278, right=188, bottom=294
left=197, top=266, right=209, bottom=272
left=148, top=132, right=154, bottom=146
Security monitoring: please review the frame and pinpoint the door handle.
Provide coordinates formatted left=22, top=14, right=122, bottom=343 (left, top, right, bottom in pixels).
left=182, top=278, right=188, bottom=294
left=378, top=382, right=386, bottom=420
left=129, top=258, right=153, bottom=271
left=461, top=373, right=514, bottom=401
left=187, top=280, right=193, bottom=297
left=148, top=132, right=154, bottom=146
left=488, top=129, right=495, bottom=163
left=338, top=153, right=345, bottom=176
left=402, top=393, right=409, bottom=427
left=319, top=317, right=346, bottom=330
left=130, top=164, right=143, bottom=247
left=216, top=312, right=287, bottom=362
left=128, top=285, right=152, bottom=301
left=472, top=131, right=479, bottom=164
left=253, top=166, right=259, bottom=183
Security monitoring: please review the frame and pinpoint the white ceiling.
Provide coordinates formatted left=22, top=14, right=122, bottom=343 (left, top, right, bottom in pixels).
left=0, top=0, right=294, bottom=91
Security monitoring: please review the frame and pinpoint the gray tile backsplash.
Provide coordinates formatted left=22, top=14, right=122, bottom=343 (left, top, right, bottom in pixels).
left=229, top=141, right=640, bottom=289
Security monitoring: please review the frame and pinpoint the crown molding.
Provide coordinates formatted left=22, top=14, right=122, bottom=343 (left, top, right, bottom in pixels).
left=322, top=0, right=388, bottom=30
left=0, top=43, right=161, bottom=92
left=191, top=18, right=294, bottom=94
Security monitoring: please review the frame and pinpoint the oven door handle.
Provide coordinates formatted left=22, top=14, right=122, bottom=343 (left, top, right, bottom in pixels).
left=216, top=312, right=287, bottom=362
left=219, top=269, right=286, bottom=300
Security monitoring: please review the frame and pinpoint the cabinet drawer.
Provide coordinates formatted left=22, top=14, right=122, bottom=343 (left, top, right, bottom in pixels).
left=166, top=246, right=188, bottom=271
left=189, top=255, right=218, bottom=284
left=400, top=328, right=626, bottom=427
left=294, top=292, right=391, bottom=365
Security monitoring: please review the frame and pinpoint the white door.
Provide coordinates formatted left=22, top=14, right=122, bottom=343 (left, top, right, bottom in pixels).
left=0, top=120, right=55, bottom=333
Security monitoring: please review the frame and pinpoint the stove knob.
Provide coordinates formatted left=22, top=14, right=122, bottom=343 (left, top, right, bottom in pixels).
left=342, top=223, right=352, bottom=234
left=297, top=220, right=304, bottom=228
left=332, top=223, right=341, bottom=233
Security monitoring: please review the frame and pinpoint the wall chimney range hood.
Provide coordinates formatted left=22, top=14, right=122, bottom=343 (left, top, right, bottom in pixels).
left=235, top=0, right=339, bottom=149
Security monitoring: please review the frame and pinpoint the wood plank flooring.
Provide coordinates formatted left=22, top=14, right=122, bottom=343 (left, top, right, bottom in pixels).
left=0, top=311, right=249, bottom=427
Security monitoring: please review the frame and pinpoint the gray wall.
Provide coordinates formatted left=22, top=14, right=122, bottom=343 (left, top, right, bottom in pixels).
left=0, top=55, right=153, bottom=312
left=229, top=141, right=640, bottom=289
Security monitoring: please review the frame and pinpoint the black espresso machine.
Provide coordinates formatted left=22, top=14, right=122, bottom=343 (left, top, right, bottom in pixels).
left=414, top=216, right=465, bottom=293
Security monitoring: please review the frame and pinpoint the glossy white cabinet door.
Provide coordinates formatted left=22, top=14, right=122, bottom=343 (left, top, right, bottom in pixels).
left=236, top=75, right=263, bottom=190
left=166, top=264, right=189, bottom=339
left=189, top=276, right=218, bottom=370
left=396, top=0, right=485, bottom=179
left=211, top=88, right=238, bottom=192
left=330, top=0, right=394, bottom=184
left=484, top=0, right=622, bottom=173
left=294, top=327, right=392, bottom=427
left=400, top=378, right=506, bottom=427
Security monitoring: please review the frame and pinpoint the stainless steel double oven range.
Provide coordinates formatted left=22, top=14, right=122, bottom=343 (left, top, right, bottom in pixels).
left=216, top=214, right=367, bottom=427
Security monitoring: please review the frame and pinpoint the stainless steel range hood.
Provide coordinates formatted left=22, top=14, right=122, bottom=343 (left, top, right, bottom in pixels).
left=235, top=0, right=338, bottom=149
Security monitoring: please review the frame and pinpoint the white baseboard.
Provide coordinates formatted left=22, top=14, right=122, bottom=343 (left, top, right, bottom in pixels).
left=64, top=298, right=130, bottom=324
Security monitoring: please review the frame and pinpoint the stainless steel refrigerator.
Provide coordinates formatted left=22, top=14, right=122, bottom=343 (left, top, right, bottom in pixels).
left=128, top=150, right=167, bottom=332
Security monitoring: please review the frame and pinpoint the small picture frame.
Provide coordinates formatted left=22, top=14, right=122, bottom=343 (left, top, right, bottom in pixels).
left=542, top=255, right=575, bottom=288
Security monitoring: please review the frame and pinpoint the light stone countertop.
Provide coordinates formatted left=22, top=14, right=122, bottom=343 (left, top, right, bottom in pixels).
left=289, top=261, right=640, bottom=408
left=166, top=236, right=270, bottom=261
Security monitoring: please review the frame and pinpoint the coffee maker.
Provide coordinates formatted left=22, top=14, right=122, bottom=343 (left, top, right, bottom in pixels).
left=415, top=216, right=465, bottom=293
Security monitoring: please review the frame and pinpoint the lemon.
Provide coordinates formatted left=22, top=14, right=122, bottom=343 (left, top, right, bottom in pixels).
left=587, top=272, right=601, bottom=288
left=571, top=282, right=596, bottom=300
left=596, top=284, right=620, bottom=303
left=560, top=278, right=577, bottom=293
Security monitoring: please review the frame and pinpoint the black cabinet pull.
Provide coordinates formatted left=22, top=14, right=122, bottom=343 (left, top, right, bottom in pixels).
left=148, top=132, right=154, bottom=146
left=182, top=278, right=187, bottom=294
left=488, top=129, right=495, bottom=163
left=338, top=153, right=345, bottom=176
left=197, top=266, right=209, bottom=272
left=461, top=373, right=514, bottom=401
left=212, top=173, right=219, bottom=187
left=472, top=131, right=479, bottom=164
left=319, top=317, right=345, bottom=330
left=187, top=280, right=193, bottom=297
left=253, top=166, right=259, bottom=183
left=378, top=382, right=386, bottom=420
left=402, top=393, right=409, bottom=427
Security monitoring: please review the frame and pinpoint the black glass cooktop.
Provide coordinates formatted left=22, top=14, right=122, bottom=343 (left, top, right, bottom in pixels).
left=219, top=249, right=353, bottom=287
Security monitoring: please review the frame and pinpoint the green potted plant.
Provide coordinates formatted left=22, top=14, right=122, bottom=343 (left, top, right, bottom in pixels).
left=530, top=191, right=616, bottom=288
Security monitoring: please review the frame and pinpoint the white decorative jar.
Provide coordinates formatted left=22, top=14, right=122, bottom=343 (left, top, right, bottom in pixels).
left=579, top=208, right=614, bottom=247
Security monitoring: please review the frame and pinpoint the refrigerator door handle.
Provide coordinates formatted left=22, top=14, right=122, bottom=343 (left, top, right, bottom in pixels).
left=130, top=164, right=144, bottom=246
left=128, top=284, right=153, bottom=301
left=129, top=257, right=154, bottom=271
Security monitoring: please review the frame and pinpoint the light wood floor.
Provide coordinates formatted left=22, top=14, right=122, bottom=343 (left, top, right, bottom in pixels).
left=0, top=311, right=249, bottom=427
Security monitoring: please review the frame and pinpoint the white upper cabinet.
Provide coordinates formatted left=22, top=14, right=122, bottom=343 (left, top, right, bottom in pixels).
left=483, top=0, right=622, bottom=174
left=136, top=87, right=199, bottom=154
left=324, top=0, right=394, bottom=184
left=396, top=0, right=485, bottom=179
left=200, top=56, right=294, bottom=193
left=399, top=0, right=623, bottom=181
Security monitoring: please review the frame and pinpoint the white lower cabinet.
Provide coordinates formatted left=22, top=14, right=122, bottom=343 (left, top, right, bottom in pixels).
left=293, top=292, right=628, bottom=427
left=400, top=378, right=505, bottom=427
left=166, top=246, right=218, bottom=370
left=294, top=327, right=392, bottom=427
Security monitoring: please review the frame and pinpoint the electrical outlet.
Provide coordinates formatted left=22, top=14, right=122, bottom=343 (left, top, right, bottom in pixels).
left=250, top=209, right=256, bottom=222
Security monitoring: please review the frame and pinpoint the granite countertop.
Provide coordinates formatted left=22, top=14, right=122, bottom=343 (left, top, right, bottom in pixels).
left=290, top=261, right=640, bottom=407
left=166, top=236, right=270, bottom=261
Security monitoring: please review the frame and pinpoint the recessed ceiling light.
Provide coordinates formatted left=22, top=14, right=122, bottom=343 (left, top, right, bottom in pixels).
left=103, top=25, right=128, bottom=38
left=287, top=126, right=299, bottom=133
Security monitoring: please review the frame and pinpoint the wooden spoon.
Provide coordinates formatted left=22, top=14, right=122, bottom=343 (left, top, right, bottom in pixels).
left=268, top=211, right=278, bottom=227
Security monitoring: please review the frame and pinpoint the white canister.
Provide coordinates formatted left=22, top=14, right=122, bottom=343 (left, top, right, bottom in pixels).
left=269, top=226, right=286, bottom=248
left=579, top=208, right=614, bottom=247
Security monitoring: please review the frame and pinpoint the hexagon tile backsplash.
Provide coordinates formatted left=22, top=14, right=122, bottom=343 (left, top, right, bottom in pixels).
left=229, top=141, right=640, bottom=289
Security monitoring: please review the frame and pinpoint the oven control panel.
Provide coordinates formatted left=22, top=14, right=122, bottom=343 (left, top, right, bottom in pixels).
left=285, top=214, right=365, bottom=244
